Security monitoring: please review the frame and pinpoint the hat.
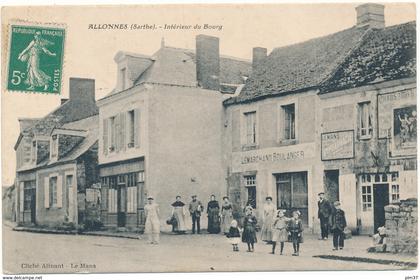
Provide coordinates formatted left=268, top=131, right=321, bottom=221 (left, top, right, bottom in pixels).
left=293, top=210, right=301, bottom=216
left=334, top=201, right=341, bottom=206
left=318, top=192, right=325, bottom=196
left=265, top=196, right=273, bottom=201
left=191, top=194, right=197, bottom=198
left=147, top=196, right=154, bottom=200
left=230, top=220, right=238, bottom=227
left=223, top=196, right=229, bottom=200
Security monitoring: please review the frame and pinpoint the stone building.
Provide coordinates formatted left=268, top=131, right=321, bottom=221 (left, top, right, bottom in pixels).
left=223, top=3, right=416, bottom=233
left=96, top=35, right=251, bottom=230
left=15, top=78, right=99, bottom=227
left=318, top=7, right=416, bottom=234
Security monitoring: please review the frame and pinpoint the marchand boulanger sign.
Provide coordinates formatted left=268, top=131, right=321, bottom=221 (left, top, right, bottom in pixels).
left=241, top=150, right=305, bottom=164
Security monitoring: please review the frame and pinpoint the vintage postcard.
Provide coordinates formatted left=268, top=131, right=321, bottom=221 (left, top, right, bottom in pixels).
left=1, top=2, right=417, bottom=275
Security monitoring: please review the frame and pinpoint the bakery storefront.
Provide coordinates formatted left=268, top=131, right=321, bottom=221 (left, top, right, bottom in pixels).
left=228, top=143, right=322, bottom=228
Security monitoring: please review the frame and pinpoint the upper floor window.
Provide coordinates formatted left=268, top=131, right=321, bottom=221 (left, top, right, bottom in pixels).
left=358, top=101, right=372, bottom=139
left=109, top=116, right=116, bottom=152
left=51, top=135, right=58, bottom=159
left=49, top=176, right=58, bottom=207
left=282, top=104, right=295, bottom=140
left=103, top=109, right=140, bottom=155
left=128, top=110, right=135, bottom=148
left=244, top=111, right=257, bottom=145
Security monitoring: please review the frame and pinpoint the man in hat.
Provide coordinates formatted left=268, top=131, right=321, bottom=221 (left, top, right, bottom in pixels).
left=317, top=192, right=332, bottom=240
left=189, top=195, right=203, bottom=234
left=331, top=201, right=347, bottom=250
left=144, top=196, right=160, bottom=244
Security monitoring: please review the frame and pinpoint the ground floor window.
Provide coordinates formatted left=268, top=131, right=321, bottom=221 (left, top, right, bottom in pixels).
left=359, top=172, right=400, bottom=211
left=244, top=175, right=256, bottom=209
left=276, top=172, right=308, bottom=224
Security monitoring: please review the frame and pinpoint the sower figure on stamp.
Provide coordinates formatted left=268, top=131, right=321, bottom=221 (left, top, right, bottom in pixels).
left=318, top=192, right=332, bottom=240
left=189, top=195, right=203, bottom=234
left=331, top=201, right=347, bottom=251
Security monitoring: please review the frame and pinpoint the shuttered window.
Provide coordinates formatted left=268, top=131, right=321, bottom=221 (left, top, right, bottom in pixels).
left=128, top=110, right=135, bottom=148
left=244, top=111, right=257, bottom=145
left=358, top=102, right=373, bottom=139
left=108, top=189, right=117, bottom=213
left=127, top=187, right=138, bottom=213
left=282, top=104, right=295, bottom=140
left=49, top=176, right=58, bottom=207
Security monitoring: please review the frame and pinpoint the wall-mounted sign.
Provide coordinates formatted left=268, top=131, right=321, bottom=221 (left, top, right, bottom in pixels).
left=321, top=130, right=354, bottom=161
left=392, top=105, right=417, bottom=157
left=378, top=88, right=416, bottom=138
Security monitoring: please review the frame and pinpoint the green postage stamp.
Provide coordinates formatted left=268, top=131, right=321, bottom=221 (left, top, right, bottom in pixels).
left=7, top=23, right=65, bottom=94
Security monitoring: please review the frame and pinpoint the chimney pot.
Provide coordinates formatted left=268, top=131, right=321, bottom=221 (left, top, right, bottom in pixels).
left=196, top=35, right=220, bottom=91
left=252, top=47, right=267, bottom=72
left=356, top=3, right=385, bottom=29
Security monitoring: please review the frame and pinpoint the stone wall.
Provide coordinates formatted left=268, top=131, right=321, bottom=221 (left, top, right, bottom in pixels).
left=384, top=199, right=417, bottom=254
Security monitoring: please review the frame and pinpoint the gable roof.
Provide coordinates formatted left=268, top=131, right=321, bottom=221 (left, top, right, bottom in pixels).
left=319, top=21, right=416, bottom=94
left=224, top=26, right=370, bottom=105
left=104, top=46, right=251, bottom=98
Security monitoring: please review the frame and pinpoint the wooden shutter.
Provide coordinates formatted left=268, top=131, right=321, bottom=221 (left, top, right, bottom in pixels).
left=68, top=185, right=74, bottom=222
left=56, top=176, right=63, bottom=208
left=115, top=114, right=121, bottom=152
left=19, top=182, right=24, bottom=212
left=134, top=109, right=140, bottom=148
left=339, top=173, right=357, bottom=230
left=120, top=112, right=126, bottom=151
left=103, top=119, right=108, bottom=155
left=44, top=177, right=50, bottom=208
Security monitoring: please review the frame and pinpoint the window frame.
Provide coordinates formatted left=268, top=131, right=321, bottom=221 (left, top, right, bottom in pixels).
left=244, top=111, right=257, bottom=146
left=49, top=176, right=58, bottom=208
left=127, top=110, right=135, bottom=148
left=282, top=103, right=296, bottom=141
left=244, top=175, right=257, bottom=209
left=358, top=101, right=373, bottom=140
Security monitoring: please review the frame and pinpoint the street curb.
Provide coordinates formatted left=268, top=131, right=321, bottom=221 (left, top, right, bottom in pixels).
left=313, top=255, right=417, bottom=268
left=12, top=227, right=141, bottom=240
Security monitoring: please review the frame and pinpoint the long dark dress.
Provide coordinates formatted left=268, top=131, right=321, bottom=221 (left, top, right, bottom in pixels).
left=242, top=214, right=258, bottom=243
left=207, top=200, right=221, bottom=233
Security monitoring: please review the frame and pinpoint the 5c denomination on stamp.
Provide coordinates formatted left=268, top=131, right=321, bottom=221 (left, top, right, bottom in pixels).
left=7, top=23, right=65, bottom=94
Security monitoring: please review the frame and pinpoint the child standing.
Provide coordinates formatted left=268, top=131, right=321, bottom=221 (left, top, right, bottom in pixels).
left=271, top=209, right=289, bottom=255
left=331, top=201, right=347, bottom=250
left=227, top=220, right=241, bottom=251
left=242, top=208, right=258, bottom=252
left=287, top=210, right=303, bottom=256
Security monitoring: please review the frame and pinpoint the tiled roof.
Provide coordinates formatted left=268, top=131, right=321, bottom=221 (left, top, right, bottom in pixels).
left=25, top=98, right=98, bottom=136
left=130, top=46, right=250, bottom=88
left=319, top=21, right=416, bottom=93
left=17, top=115, right=99, bottom=172
left=224, top=26, right=370, bottom=105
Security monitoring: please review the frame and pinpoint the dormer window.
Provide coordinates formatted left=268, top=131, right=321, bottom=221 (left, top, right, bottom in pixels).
left=51, top=134, right=58, bottom=160
left=31, top=140, right=36, bottom=163
left=120, top=67, right=127, bottom=90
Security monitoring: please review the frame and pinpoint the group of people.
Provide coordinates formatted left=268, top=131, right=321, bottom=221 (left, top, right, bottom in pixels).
left=168, top=194, right=235, bottom=235
left=143, top=192, right=347, bottom=255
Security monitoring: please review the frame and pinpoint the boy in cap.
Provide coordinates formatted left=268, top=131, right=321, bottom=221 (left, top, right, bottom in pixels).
left=189, top=195, right=203, bottom=234
left=331, top=201, right=347, bottom=250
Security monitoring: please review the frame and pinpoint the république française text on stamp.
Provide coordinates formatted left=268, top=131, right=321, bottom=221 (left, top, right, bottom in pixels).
left=6, top=22, right=65, bottom=94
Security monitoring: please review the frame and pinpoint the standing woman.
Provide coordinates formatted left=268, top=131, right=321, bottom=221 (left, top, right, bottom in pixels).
left=261, top=196, right=277, bottom=243
left=221, top=196, right=233, bottom=235
left=171, top=196, right=187, bottom=234
left=207, top=195, right=221, bottom=234
left=144, top=196, right=160, bottom=244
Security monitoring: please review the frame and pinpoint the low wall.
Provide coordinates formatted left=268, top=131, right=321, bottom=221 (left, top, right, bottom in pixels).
left=384, top=199, right=417, bottom=254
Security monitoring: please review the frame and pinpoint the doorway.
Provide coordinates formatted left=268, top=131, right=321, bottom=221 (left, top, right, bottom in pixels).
left=29, top=189, right=36, bottom=224
left=373, top=184, right=389, bottom=233
left=324, top=170, right=339, bottom=202
left=117, top=184, right=126, bottom=227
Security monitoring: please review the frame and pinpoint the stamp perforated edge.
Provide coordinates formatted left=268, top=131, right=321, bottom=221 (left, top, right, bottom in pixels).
left=3, top=18, right=68, bottom=95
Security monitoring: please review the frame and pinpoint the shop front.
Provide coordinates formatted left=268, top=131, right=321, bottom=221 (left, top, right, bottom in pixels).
left=227, top=143, right=321, bottom=229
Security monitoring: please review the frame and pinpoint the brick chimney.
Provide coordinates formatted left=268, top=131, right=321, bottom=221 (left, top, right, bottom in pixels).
left=252, top=47, right=267, bottom=72
left=356, top=3, right=385, bottom=29
left=69, top=78, right=95, bottom=103
left=196, top=35, right=220, bottom=91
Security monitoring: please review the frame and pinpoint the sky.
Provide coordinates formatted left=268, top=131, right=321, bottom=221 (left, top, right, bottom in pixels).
left=1, top=3, right=416, bottom=186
